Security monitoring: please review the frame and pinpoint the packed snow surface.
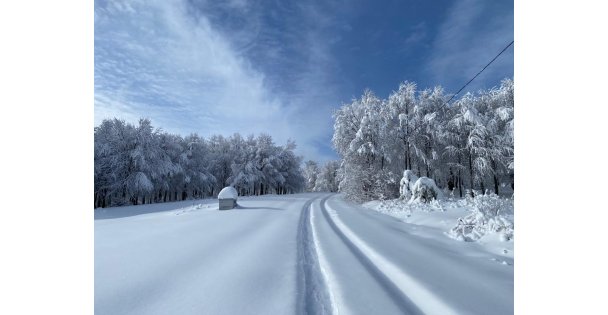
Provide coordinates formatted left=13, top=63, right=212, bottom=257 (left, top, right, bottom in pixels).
left=95, top=193, right=513, bottom=315
left=218, top=186, right=238, bottom=199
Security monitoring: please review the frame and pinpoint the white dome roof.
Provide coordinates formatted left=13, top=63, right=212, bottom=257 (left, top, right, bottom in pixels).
left=218, top=186, right=238, bottom=199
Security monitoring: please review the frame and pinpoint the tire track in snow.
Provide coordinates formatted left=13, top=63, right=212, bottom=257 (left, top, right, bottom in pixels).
left=321, top=197, right=458, bottom=315
left=296, top=196, right=334, bottom=315
left=310, top=196, right=343, bottom=315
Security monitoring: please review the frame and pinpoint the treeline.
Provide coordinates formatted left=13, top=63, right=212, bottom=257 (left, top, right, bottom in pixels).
left=302, top=160, right=340, bottom=193
left=94, top=118, right=305, bottom=208
left=333, top=79, right=514, bottom=202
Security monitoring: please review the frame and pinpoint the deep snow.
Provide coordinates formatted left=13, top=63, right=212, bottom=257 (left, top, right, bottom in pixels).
left=362, top=195, right=514, bottom=261
left=95, top=193, right=513, bottom=314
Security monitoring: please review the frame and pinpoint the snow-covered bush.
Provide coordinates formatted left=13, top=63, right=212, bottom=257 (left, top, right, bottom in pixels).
left=409, top=177, right=442, bottom=203
left=449, top=194, right=514, bottom=242
left=399, top=170, right=418, bottom=198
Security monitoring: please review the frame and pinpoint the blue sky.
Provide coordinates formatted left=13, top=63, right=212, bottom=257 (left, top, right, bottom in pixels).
left=95, top=0, right=513, bottom=163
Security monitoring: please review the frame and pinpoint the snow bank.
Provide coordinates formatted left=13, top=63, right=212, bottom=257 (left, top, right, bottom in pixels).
left=363, top=193, right=514, bottom=247
left=218, top=186, right=238, bottom=199
left=448, top=194, right=514, bottom=242
left=409, top=177, right=442, bottom=203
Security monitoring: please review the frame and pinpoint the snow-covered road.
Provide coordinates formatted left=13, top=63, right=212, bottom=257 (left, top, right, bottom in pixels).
left=95, top=193, right=513, bottom=315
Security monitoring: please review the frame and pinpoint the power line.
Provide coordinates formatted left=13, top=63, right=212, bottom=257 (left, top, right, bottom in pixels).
left=444, top=40, right=514, bottom=105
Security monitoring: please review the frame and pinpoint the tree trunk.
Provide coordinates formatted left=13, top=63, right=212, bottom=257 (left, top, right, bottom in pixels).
left=468, top=152, right=475, bottom=197
left=491, top=159, right=499, bottom=195
left=408, top=156, right=412, bottom=172
left=458, top=173, right=463, bottom=198
left=511, top=173, right=514, bottom=191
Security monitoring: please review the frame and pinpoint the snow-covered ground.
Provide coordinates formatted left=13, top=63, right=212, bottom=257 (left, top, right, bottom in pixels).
left=95, top=193, right=513, bottom=315
left=362, top=195, right=514, bottom=260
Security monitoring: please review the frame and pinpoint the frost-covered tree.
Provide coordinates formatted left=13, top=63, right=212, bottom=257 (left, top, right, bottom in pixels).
left=447, top=81, right=514, bottom=196
left=332, top=90, right=389, bottom=201
left=387, top=81, right=417, bottom=171
left=313, top=160, right=340, bottom=192
left=275, top=140, right=305, bottom=194
left=254, top=134, right=283, bottom=195
left=181, top=134, right=216, bottom=200
left=94, top=118, right=130, bottom=207
left=94, top=120, right=306, bottom=207
left=303, top=160, right=320, bottom=192
left=399, top=170, right=419, bottom=199
left=228, top=134, right=258, bottom=196
left=485, top=79, right=514, bottom=194
left=331, top=78, right=514, bottom=202
left=156, top=132, right=184, bottom=202
left=94, top=118, right=178, bottom=206
left=208, top=135, right=232, bottom=195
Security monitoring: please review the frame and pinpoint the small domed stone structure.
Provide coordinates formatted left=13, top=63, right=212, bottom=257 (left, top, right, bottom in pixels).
left=218, top=186, right=238, bottom=210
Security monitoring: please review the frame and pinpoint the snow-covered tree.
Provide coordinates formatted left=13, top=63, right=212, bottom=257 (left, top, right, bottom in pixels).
left=94, top=120, right=306, bottom=207
left=207, top=135, right=232, bottom=195
left=387, top=82, right=417, bottom=171
left=182, top=134, right=216, bottom=199
left=313, top=160, right=340, bottom=192
left=399, top=170, right=419, bottom=199
left=303, top=160, right=320, bottom=192
left=275, top=140, right=305, bottom=194
left=331, top=78, right=514, bottom=202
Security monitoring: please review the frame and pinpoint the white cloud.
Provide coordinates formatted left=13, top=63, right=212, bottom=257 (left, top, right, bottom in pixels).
left=95, top=0, right=338, bottom=162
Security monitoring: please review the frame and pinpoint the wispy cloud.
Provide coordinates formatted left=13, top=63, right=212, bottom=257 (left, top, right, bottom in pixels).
left=404, top=22, right=428, bottom=47
left=95, top=0, right=341, bottom=162
left=427, top=0, right=514, bottom=93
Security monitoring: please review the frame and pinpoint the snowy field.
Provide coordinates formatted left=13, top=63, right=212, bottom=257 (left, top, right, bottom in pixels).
left=95, top=193, right=513, bottom=315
